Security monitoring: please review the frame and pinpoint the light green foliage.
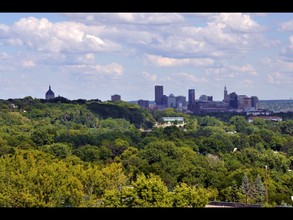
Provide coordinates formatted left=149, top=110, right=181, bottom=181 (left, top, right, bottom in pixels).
left=172, top=183, right=210, bottom=207
left=99, top=186, right=136, bottom=207
left=198, top=116, right=223, bottom=127
left=101, top=163, right=127, bottom=192
left=185, top=118, right=198, bottom=131
left=219, top=181, right=242, bottom=202
left=99, top=118, right=131, bottom=131
left=0, top=149, right=85, bottom=207
left=132, top=173, right=172, bottom=207
left=260, top=150, right=290, bottom=173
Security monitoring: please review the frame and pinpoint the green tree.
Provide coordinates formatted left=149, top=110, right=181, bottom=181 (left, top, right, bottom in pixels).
left=255, top=174, right=266, bottom=204
left=73, top=145, right=101, bottom=162
left=229, top=116, right=249, bottom=133
left=132, top=173, right=172, bottom=207
left=240, top=173, right=250, bottom=204
left=219, top=181, right=241, bottom=202
left=30, top=126, right=57, bottom=146
left=172, top=182, right=210, bottom=207
left=43, top=143, right=72, bottom=159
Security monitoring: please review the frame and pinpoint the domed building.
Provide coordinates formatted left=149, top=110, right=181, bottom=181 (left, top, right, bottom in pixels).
left=45, top=85, right=55, bottom=100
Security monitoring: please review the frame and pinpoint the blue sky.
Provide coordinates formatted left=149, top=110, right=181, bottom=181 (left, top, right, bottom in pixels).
left=0, top=13, right=293, bottom=101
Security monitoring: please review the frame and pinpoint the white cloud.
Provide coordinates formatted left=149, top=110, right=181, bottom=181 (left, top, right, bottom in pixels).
left=204, top=63, right=258, bottom=81
left=95, top=63, right=123, bottom=75
left=267, top=72, right=292, bottom=85
left=279, top=20, right=293, bottom=31
left=142, top=71, right=157, bottom=82
left=61, top=63, right=123, bottom=77
left=279, top=35, right=293, bottom=61
left=267, top=72, right=282, bottom=85
left=142, top=13, right=267, bottom=58
left=145, top=54, right=214, bottom=67
left=4, top=17, right=120, bottom=54
left=74, top=53, right=95, bottom=64
left=63, top=13, right=185, bottom=25
left=262, top=57, right=293, bottom=72
left=100, top=26, right=161, bottom=46
left=21, top=60, right=35, bottom=68
left=228, top=64, right=258, bottom=76
left=212, top=13, right=264, bottom=32
left=0, top=24, right=9, bottom=38
left=173, top=72, right=208, bottom=83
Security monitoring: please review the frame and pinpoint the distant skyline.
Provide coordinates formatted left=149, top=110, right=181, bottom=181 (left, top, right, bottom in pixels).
left=0, top=13, right=293, bottom=101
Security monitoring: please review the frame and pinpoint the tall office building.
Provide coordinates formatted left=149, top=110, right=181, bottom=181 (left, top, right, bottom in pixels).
left=229, top=92, right=238, bottom=109
left=251, top=96, right=259, bottom=110
left=188, top=89, right=195, bottom=111
left=155, top=85, right=163, bottom=105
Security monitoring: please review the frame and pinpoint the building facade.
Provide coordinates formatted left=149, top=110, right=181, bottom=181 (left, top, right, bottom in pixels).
left=111, top=94, right=121, bottom=102
left=188, top=89, right=195, bottom=111
left=167, top=93, right=176, bottom=108
left=155, top=85, right=164, bottom=105
left=138, top=99, right=150, bottom=108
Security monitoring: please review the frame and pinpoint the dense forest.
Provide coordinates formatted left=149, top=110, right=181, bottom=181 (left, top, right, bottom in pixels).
left=0, top=96, right=292, bottom=207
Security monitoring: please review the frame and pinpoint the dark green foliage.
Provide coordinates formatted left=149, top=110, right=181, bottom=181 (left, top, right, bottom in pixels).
left=31, top=126, right=58, bottom=146
left=87, top=102, right=155, bottom=128
left=73, top=145, right=112, bottom=162
left=42, top=143, right=73, bottom=159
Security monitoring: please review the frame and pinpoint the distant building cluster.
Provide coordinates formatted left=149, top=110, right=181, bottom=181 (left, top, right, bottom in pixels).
left=154, top=85, right=188, bottom=111
left=44, top=84, right=261, bottom=115
left=152, top=85, right=260, bottom=114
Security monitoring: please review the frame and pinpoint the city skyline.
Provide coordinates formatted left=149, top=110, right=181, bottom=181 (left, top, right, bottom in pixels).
left=0, top=13, right=293, bottom=101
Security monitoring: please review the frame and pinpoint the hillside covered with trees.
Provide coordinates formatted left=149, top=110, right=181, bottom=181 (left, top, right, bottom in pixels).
left=0, top=97, right=292, bottom=207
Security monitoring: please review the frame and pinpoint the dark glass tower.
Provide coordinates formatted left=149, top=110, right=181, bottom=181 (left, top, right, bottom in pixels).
left=188, top=89, right=195, bottom=111
left=155, top=85, right=163, bottom=105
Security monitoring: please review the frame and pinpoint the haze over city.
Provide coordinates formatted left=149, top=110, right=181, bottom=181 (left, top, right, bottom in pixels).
left=0, top=13, right=293, bottom=101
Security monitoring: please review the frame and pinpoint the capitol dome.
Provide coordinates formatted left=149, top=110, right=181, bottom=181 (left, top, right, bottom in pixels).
left=45, top=85, right=55, bottom=100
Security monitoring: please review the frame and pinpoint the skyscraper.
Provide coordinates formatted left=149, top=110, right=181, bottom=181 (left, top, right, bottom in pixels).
left=155, top=85, right=163, bottom=105
left=188, top=89, right=195, bottom=111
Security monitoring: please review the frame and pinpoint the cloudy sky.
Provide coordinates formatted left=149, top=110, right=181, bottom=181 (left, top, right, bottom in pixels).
left=0, top=13, right=293, bottom=101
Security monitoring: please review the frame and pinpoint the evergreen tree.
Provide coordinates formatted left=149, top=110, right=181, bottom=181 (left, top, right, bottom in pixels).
left=231, top=180, right=241, bottom=202
left=254, top=174, right=266, bottom=204
left=240, top=173, right=250, bottom=204
left=248, top=177, right=256, bottom=203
